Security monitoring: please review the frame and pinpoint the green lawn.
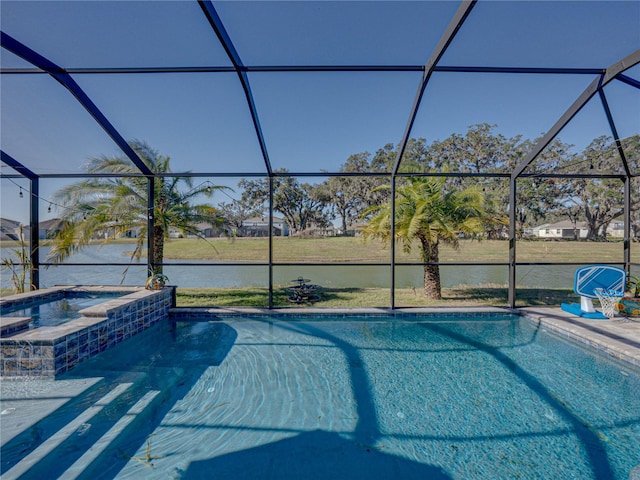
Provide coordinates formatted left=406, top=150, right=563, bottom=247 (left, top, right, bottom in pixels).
left=2, top=236, right=634, bottom=263
left=175, top=285, right=575, bottom=308
left=160, top=236, right=632, bottom=264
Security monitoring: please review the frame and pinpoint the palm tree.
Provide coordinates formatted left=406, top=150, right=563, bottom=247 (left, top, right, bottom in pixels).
left=363, top=177, right=487, bottom=299
left=47, top=140, right=229, bottom=277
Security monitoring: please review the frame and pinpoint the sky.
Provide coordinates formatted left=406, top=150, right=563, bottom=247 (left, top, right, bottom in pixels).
left=1, top=0, right=639, bottom=224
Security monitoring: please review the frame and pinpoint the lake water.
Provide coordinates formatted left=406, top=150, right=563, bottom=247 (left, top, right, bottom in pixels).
left=0, top=244, right=575, bottom=290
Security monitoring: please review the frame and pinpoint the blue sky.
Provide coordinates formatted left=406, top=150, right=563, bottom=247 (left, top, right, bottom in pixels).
left=1, top=0, right=639, bottom=224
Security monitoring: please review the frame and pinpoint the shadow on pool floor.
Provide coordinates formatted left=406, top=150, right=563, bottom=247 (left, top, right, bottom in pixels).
left=182, top=429, right=451, bottom=480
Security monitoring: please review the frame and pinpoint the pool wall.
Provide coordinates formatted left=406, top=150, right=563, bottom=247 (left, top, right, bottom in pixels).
left=0, top=286, right=174, bottom=378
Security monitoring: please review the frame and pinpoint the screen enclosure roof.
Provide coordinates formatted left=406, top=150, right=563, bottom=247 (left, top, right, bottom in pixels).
left=1, top=0, right=639, bottom=181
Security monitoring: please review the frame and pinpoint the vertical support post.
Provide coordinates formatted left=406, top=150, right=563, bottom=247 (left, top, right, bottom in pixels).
left=147, top=177, right=155, bottom=276
left=268, top=176, right=274, bottom=309
left=624, top=176, right=631, bottom=273
left=508, top=177, right=517, bottom=308
left=29, top=177, right=40, bottom=290
left=390, top=176, right=396, bottom=309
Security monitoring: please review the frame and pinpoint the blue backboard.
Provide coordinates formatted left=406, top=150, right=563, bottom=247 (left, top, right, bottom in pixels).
left=574, top=265, right=626, bottom=299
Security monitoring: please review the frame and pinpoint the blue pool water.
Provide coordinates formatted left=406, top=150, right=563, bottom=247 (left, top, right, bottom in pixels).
left=1, top=315, right=639, bottom=479
left=1, top=292, right=122, bottom=327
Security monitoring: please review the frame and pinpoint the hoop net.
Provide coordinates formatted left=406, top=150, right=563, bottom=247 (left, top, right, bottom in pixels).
left=593, top=288, right=623, bottom=318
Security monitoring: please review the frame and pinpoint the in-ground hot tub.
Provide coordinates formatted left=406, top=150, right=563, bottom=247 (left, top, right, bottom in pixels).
left=0, top=286, right=174, bottom=378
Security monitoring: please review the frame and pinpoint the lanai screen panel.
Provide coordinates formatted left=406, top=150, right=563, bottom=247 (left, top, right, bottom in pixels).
left=400, top=72, right=597, bottom=174
left=0, top=0, right=231, bottom=68
left=439, top=1, right=640, bottom=68
left=603, top=79, right=640, bottom=176
left=74, top=72, right=268, bottom=174
left=524, top=98, right=628, bottom=176
left=214, top=1, right=459, bottom=66
left=250, top=71, right=421, bottom=173
left=0, top=74, right=124, bottom=174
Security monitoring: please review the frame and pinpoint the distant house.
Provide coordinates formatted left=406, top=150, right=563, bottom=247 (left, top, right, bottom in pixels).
left=295, top=225, right=339, bottom=238
left=534, top=220, right=588, bottom=240
left=168, top=226, right=184, bottom=239
left=607, top=218, right=625, bottom=238
left=347, top=221, right=368, bottom=237
left=194, top=222, right=226, bottom=238
left=11, top=218, right=63, bottom=240
left=38, top=218, right=63, bottom=239
left=122, top=227, right=142, bottom=238
left=531, top=223, right=549, bottom=237
left=0, top=218, right=22, bottom=241
left=239, top=217, right=289, bottom=237
left=166, top=221, right=227, bottom=239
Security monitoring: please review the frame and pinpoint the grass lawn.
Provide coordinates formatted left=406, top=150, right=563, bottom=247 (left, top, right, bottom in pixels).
left=160, top=237, right=632, bottom=263
left=1, top=237, right=633, bottom=263
left=176, top=285, right=576, bottom=308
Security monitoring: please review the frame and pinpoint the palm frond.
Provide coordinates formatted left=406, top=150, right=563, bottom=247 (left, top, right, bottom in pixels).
left=47, top=140, right=232, bottom=273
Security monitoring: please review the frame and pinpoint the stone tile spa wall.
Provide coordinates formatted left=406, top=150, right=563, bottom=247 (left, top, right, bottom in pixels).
left=1, top=287, right=174, bottom=378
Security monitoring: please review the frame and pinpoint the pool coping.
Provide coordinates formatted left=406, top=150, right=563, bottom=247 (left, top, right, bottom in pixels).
left=169, top=305, right=509, bottom=319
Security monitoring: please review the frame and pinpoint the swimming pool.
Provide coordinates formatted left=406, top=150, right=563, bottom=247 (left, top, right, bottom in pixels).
left=1, top=314, right=638, bottom=479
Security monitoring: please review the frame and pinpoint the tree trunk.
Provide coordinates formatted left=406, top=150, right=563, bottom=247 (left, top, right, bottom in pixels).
left=420, top=237, right=442, bottom=299
left=153, top=225, right=165, bottom=275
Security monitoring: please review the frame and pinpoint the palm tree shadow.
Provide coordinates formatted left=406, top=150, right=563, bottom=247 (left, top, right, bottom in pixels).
left=182, top=429, right=451, bottom=480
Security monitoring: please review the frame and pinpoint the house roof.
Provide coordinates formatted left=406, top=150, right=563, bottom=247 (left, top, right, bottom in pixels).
left=243, top=217, right=284, bottom=223
left=0, top=218, right=24, bottom=240
left=544, top=220, right=588, bottom=229
left=38, top=218, right=62, bottom=229
left=0, top=218, right=22, bottom=228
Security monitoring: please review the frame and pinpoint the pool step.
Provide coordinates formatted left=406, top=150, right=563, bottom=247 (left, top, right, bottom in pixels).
left=1, top=367, right=184, bottom=480
left=2, top=382, right=133, bottom=479
left=0, top=316, right=31, bottom=337
left=60, top=389, right=161, bottom=480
